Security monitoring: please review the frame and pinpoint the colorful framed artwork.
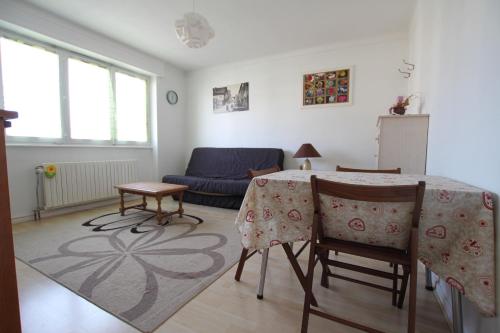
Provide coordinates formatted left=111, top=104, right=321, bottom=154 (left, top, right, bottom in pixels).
left=302, top=67, right=353, bottom=108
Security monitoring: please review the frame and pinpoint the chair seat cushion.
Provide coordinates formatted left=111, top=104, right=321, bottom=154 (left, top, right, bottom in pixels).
left=162, top=175, right=251, bottom=196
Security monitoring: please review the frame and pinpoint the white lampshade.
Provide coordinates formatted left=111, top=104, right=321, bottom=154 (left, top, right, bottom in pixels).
left=175, top=12, right=215, bottom=48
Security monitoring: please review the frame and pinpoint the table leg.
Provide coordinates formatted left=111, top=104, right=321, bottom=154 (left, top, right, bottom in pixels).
left=451, top=287, right=464, bottom=333
left=425, top=268, right=463, bottom=332
left=257, top=248, right=269, bottom=300
left=142, top=195, right=147, bottom=209
left=425, top=267, right=434, bottom=291
left=156, top=195, right=163, bottom=225
left=178, top=191, right=184, bottom=218
left=119, top=190, right=125, bottom=216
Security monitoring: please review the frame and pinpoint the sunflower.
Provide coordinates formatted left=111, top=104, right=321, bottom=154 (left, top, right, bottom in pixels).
left=44, top=164, right=57, bottom=179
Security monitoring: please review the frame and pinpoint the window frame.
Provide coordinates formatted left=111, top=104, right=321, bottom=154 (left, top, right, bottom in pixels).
left=0, top=29, right=151, bottom=147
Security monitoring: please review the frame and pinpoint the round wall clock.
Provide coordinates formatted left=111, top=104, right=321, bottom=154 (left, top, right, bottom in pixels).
left=166, top=90, right=178, bottom=105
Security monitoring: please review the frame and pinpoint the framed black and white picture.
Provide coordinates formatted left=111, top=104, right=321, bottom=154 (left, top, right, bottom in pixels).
left=213, top=82, right=249, bottom=113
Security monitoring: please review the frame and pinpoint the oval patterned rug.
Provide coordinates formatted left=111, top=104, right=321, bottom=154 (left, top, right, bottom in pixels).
left=14, top=203, right=242, bottom=333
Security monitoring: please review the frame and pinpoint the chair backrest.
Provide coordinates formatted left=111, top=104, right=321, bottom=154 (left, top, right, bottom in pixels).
left=247, top=165, right=281, bottom=179
left=310, top=175, right=425, bottom=250
left=336, top=165, right=402, bottom=174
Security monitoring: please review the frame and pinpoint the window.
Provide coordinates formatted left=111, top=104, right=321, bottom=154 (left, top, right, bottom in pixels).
left=0, top=37, right=62, bottom=139
left=68, top=58, right=112, bottom=141
left=115, top=72, right=148, bottom=142
left=0, top=32, right=150, bottom=145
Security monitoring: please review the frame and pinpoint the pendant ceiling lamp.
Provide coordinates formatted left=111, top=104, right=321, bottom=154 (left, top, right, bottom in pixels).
left=175, top=0, right=215, bottom=48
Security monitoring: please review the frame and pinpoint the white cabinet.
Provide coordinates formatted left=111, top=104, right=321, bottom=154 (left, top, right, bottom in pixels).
left=377, top=114, right=429, bottom=174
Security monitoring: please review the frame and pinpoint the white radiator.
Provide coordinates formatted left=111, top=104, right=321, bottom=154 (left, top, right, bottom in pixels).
left=41, top=160, right=138, bottom=209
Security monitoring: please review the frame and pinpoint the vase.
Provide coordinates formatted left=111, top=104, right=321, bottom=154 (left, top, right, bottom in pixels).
left=391, top=106, right=406, bottom=115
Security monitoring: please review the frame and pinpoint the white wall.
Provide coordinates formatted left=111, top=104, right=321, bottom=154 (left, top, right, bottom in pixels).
left=409, top=0, right=500, bottom=332
left=154, top=64, right=187, bottom=180
left=0, top=0, right=187, bottom=219
left=186, top=35, right=409, bottom=170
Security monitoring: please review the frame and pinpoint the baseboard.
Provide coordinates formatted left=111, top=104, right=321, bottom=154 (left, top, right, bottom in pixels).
left=11, top=195, right=140, bottom=224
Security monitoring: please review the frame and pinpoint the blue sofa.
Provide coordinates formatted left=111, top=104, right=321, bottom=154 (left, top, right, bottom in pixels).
left=163, top=147, right=284, bottom=209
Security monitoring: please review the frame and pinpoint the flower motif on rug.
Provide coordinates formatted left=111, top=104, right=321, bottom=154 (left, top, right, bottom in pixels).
left=28, top=221, right=227, bottom=322
left=82, top=209, right=203, bottom=233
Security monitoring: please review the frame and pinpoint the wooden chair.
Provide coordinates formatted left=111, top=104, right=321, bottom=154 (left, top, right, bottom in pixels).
left=297, top=166, right=403, bottom=263
left=333, top=165, right=402, bottom=266
left=247, top=165, right=281, bottom=178
left=302, top=176, right=425, bottom=333
left=336, top=165, right=402, bottom=174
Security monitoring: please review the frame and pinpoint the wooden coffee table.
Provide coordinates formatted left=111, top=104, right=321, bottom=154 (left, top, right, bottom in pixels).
left=115, top=182, right=189, bottom=225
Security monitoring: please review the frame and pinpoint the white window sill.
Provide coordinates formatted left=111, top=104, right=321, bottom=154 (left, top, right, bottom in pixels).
left=6, top=143, right=153, bottom=149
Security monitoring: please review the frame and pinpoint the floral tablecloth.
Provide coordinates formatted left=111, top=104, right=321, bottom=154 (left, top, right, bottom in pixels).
left=235, top=170, right=495, bottom=316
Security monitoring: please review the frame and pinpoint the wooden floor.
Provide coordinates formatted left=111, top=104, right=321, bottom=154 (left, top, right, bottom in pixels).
left=13, top=202, right=451, bottom=333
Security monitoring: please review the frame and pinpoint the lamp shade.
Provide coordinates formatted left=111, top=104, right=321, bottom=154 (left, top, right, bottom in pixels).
left=175, top=12, right=215, bottom=48
left=293, top=143, right=321, bottom=158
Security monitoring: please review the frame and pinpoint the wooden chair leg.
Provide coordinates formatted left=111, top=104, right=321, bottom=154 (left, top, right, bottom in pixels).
left=282, top=243, right=318, bottom=307
left=319, top=249, right=330, bottom=288
left=294, top=240, right=310, bottom=258
left=320, top=266, right=329, bottom=288
left=392, top=263, right=398, bottom=306
left=408, top=270, right=417, bottom=332
left=408, top=230, right=418, bottom=333
left=234, top=248, right=249, bottom=281
left=301, top=242, right=318, bottom=333
left=398, top=266, right=410, bottom=309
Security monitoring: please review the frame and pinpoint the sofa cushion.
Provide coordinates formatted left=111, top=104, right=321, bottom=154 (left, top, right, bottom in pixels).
left=185, top=147, right=284, bottom=180
left=163, top=175, right=251, bottom=196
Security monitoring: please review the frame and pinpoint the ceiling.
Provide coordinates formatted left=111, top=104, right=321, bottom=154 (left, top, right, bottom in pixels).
left=23, top=0, right=415, bottom=70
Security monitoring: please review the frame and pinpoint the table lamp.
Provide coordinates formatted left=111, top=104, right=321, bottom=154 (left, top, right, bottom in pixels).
left=293, top=143, right=321, bottom=170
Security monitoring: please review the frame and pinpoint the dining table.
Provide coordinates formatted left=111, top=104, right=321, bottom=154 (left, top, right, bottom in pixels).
left=234, top=170, right=496, bottom=333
